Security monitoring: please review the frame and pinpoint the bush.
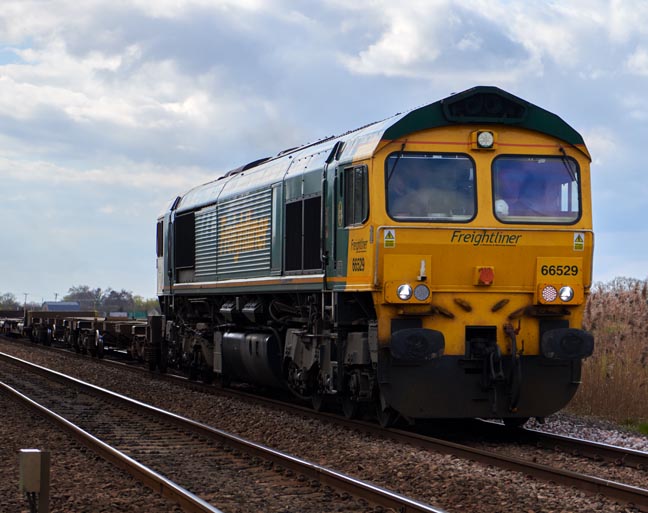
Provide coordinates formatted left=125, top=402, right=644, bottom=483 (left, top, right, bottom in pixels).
left=568, top=277, right=648, bottom=423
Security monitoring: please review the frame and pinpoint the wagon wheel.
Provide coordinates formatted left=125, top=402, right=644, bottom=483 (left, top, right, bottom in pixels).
left=88, top=339, right=96, bottom=357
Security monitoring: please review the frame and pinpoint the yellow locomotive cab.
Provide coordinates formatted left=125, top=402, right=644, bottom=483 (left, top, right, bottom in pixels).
left=357, top=122, right=593, bottom=420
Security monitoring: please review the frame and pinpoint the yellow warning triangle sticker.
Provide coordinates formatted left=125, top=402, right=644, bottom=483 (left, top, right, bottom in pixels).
left=384, top=229, right=396, bottom=248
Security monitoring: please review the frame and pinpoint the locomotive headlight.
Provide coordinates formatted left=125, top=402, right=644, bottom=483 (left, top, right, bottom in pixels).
left=413, top=284, right=430, bottom=301
left=559, top=286, right=574, bottom=302
left=397, top=284, right=413, bottom=301
left=477, top=130, right=494, bottom=148
left=541, top=285, right=558, bottom=302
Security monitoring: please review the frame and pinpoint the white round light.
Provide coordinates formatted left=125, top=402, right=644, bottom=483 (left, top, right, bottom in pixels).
left=477, top=131, right=494, bottom=148
left=397, top=284, right=413, bottom=301
left=414, top=284, right=430, bottom=301
left=541, top=285, right=557, bottom=302
left=559, top=286, right=574, bottom=302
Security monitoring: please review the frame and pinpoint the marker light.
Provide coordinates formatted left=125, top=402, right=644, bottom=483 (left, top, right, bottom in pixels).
left=414, top=284, right=430, bottom=301
left=477, top=131, right=494, bottom=148
left=541, top=285, right=558, bottom=302
left=397, top=284, right=413, bottom=301
left=559, top=286, right=574, bottom=302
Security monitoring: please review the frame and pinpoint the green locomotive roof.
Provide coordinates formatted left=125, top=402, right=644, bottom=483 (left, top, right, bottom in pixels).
left=381, top=86, right=587, bottom=148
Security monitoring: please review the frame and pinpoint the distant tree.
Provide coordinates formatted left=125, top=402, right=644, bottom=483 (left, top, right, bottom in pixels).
left=134, top=295, right=161, bottom=314
left=62, top=285, right=158, bottom=314
left=64, top=285, right=103, bottom=310
left=0, top=292, right=21, bottom=310
left=101, top=288, right=135, bottom=313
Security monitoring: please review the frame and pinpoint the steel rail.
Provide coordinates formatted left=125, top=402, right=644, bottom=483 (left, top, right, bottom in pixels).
left=522, top=428, right=648, bottom=470
left=475, top=419, right=648, bottom=470
left=0, top=381, right=224, bottom=513
left=0, top=352, right=446, bottom=513
left=380, top=426, right=648, bottom=512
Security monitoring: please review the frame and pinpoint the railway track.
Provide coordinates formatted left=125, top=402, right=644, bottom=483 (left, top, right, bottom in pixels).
left=463, top=419, right=648, bottom=470
left=0, top=351, right=445, bottom=513
left=2, top=336, right=648, bottom=512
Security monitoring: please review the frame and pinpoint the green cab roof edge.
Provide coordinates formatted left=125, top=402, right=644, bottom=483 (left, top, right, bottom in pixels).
left=382, top=86, right=587, bottom=154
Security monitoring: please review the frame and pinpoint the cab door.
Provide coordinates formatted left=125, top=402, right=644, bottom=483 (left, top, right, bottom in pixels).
left=331, top=164, right=369, bottom=284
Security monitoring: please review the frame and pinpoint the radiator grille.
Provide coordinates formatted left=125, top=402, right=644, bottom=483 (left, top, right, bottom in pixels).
left=194, top=189, right=273, bottom=278
left=216, top=189, right=272, bottom=275
left=194, top=206, right=219, bottom=278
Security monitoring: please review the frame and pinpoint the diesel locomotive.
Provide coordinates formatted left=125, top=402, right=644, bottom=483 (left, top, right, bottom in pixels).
left=155, top=86, right=594, bottom=426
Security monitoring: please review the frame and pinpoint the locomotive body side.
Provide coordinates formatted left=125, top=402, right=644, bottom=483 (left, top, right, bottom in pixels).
left=155, top=86, right=594, bottom=425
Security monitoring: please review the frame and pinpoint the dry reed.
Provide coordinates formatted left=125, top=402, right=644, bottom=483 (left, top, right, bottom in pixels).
left=567, top=277, right=648, bottom=425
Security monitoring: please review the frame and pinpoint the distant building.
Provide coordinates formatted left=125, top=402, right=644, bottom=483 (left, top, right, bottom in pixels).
left=41, top=301, right=81, bottom=312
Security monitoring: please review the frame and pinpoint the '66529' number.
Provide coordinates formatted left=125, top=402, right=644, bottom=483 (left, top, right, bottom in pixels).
left=540, top=264, right=579, bottom=276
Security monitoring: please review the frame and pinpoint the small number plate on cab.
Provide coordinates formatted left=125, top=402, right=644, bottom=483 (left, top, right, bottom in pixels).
left=536, top=257, right=583, bottom=283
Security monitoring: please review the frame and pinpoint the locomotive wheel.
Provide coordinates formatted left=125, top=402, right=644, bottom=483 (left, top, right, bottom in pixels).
left=375, top=404, right=397, bottom=428
left=503, top=417, right=529, bottom=429
left=201, top=366, right=213, bottom=384
left=148, top=357, right=157, bottom=372
left=219, top=373, right=231, bottom=388
left=311, top=393, right=326, bottom=412
left=158, top=354, right=168, bottom=373
left=341, top=396, right=360, bottom=419
left=375, top=392, right=398, bottom=428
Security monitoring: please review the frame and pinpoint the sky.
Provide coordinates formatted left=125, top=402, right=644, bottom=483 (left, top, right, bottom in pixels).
left=0, top=0, right=647, bottom=303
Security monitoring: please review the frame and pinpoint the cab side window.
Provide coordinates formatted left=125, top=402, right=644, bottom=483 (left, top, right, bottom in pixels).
left=156, top=220, right=164, bottom=257
left=343, top=165, right=369, bottom=226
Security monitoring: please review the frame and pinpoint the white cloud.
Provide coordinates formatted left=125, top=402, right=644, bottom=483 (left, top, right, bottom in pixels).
left=620, top=94, right=648, bottom=121
left=626, top=47, right=648, bottom=76
left=337, top=0, right=648, bottom=84
left=127, top=0, right=268, bottom=18
left=338, top=0, right=453, bottom=77
left=608, top=0, right=648, bottom=43
left=457, top=33, right=482, bottom=52
left=0, top=155, right=215, bottom=194
left=582, top=127, right=617, bottom=166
